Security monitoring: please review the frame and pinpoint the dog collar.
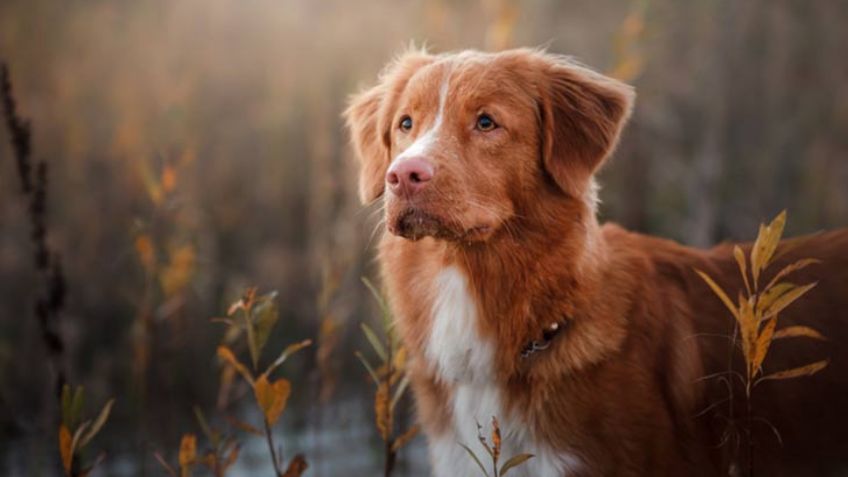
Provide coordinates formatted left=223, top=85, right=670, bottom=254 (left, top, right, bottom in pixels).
left=520, top=320, right=567, bottom=359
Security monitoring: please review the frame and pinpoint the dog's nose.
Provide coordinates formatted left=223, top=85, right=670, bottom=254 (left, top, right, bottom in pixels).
left=386, top=158, right=433, bottom=197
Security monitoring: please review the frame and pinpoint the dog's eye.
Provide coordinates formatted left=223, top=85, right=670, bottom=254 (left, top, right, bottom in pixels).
left=399, top=116, right=413, bottom=132
left=476, top=114, right=497, bottom=131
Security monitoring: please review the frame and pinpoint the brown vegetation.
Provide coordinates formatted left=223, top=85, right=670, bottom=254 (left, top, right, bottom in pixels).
left=1, top=0, right=847, bottom=475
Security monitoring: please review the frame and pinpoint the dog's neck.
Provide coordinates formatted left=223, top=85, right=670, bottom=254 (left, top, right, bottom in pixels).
left=437, top=193, right=623, bottom=376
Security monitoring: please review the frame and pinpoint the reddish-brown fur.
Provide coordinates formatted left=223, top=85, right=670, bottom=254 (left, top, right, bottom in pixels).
left=345, top=48, right=848, bottom=475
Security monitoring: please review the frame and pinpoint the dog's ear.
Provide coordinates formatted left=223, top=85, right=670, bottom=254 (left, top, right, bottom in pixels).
left=344, top=50, right=433, bottom=204
left=537, top=55, right=635, bottom=198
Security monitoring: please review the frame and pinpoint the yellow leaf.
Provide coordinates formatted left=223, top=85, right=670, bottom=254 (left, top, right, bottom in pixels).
left=751, top=210, right=786, bottom=287
left=161, top=165, right=177, bottom=193
left=756, top=282, right=795, bottom=315
left=217, top=346, right=253, bottom=385
left=178, top=433, right=196, bottom=467
left=138, top=159, right=163, bottom=205
left=695, top=270, right=739, bottom=320
left=78, top=398, right=114, bottom=450
left=159, top=244, right=195, bottom=297
left=773, top=326, right=827, bottom=341
left=135, top=235, right=156, bottom=272
left=737, top=293, right=759, bottom=365
left=391, top=425, right=419, bottom=452
left=759, top=359, right=829, bottom=383
left=762, top=282, right=817, bottom=319
left=374, top=381, right=391, bottom=440
left=266, top=339, right=312, bottom=377
left=392, top=346, right=407, bottom=371
left=752, top=317, right=777, bottom=378
left=733, top=245, right=750, bottom=295
left=254, top=375, right=291, bottom=426
left=59, top=425, right=73, bottom=476
left=764, top=258, right=821, bottom=291
left=224, top=415, right=264, bottom=437
left=609, top=56, right=645, bottom=82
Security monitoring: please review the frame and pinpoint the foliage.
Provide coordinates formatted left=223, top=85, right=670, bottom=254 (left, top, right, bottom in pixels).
left=459, top=417, right=534, bottom=477
left=609, top=0, right=647, bottom=82
left=154, top=288, right=310, bottom=477
left=696, top=210, right=827, bottom=475
left=356, top=277, right=419, bottom=477
left=216, top=288, right=311, bottom=476
left=696, top=210, right=827, bottom=390
left=57, top=385, right=114, bottom=477
left=153, top=408, right=240, bottom=477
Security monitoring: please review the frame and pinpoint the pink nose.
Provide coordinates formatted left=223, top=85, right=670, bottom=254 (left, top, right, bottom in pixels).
left=386, top=158, right=434, bottom=198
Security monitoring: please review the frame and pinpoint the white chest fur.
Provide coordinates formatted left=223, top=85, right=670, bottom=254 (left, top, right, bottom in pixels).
left=424, top=266, right=582, bottom=477
left=426, top=266, right=492, bottom=382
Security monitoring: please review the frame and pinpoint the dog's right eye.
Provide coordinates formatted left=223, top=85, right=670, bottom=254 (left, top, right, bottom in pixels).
left=399, top=116, right=413, bottom=132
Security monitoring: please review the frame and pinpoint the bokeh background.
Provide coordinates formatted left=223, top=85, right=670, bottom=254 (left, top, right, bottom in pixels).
left=1, top=0, right=847, bottom=475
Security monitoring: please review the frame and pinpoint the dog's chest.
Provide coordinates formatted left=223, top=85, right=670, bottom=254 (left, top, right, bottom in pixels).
left=425, top=266, right=493, bottom=382
left=423, top=266, right=582, bottom=476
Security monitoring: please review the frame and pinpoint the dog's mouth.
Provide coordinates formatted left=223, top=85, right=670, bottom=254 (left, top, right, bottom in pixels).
left=387, top=207, right=494, bottom=242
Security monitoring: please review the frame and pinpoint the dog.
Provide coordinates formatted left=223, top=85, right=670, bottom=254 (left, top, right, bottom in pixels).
left=344, top=48, right=848, bottom=476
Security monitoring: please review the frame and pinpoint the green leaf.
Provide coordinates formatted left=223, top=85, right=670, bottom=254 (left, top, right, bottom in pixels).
left=251, top=291, right=280, bottom=368
left=355, top=351, right=380, bottom=384
left=264, top=339, right=312, bottom=377
left=69, top=386, right=85, bottom=431
left=61, top=384, right=72, bottom=429
left=193, top=406, right=218, bottom=447
left=695, top=270, right=739, bottom=320
left=78, top=398, right=114, bottom=449
left=500, top=453, right=535, bottom=476
left=361, top=323, right=387, bottom=362
left=362, top=277, right=394, bottom=335
left=390, top=374, right=410, bottom=412
left=70, top=420, right=91, bottom=461
left=244, top=309, right=259, bottom=372
left=458, top=443, right=490, bottom=477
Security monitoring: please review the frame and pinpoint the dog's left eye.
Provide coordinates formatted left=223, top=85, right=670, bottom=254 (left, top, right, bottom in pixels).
left=476, top=114, right=497, bottom=131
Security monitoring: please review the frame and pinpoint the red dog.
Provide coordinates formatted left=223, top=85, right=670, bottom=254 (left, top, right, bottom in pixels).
left=344, top=48, right=848, bottom=476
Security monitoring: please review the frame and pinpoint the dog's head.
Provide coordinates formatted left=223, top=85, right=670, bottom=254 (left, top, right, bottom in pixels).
left=345, top=48, right=634, bottom=242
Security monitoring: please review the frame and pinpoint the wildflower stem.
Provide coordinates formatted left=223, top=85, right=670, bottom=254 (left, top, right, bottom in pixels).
left=264, top=417, right=283, bottom=476
left=384, top=331, right=396, bottom=477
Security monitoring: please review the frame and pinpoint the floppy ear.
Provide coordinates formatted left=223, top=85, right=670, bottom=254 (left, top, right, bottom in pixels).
left=345, top=85, right=389, bottom=204
left=537, top=56, right=635, bottom=198
left=344, top=51, right=433, bottom=204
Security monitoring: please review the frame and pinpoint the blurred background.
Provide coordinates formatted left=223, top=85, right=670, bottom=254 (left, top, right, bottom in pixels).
left=1, top=0, right=846, bottom=475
